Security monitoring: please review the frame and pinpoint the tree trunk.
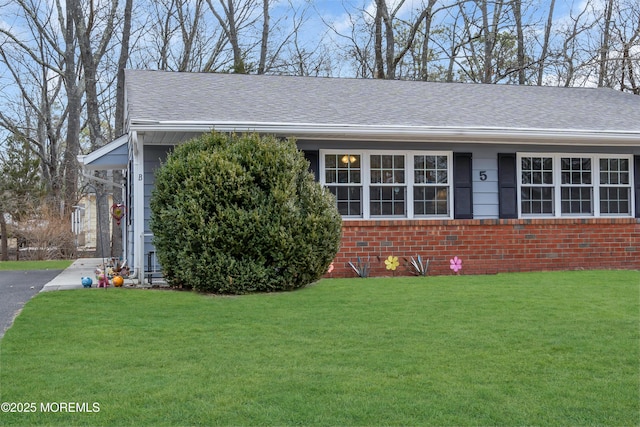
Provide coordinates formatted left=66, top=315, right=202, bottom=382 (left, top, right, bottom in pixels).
left=374, top=1, right=385, bottom=78
left=227, top=0, right=244, bottom=73
left=0, top=214, right=7, bottom=261
left=62, top=4, right=81, bottom=217
left=111, top=0, right=132, bottom=259
left=69, top=0, right=117, bottom=258
left=598, top=0, right=614, bottom=87
left=258, top=0, right=269, bottom=74
left=381, top=1, right=395, bottom=79
left=513, top=0, right=525, bottom=84
left=537, top=0, right=555, bottom=85
left=420, top=5, right=435, bottom=81
left=479, top=0, right=492, bottom=83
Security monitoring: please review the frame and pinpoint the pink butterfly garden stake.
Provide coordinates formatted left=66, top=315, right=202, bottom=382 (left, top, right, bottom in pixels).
left=327, top=262, right=335, bottom=277
left=449, top=256, right=462, bottom=274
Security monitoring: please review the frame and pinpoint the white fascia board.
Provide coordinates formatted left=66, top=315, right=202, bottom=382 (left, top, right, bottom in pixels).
left=129, top=121, right=640, bottom=146
left=77, top=134, right=128, bottom=169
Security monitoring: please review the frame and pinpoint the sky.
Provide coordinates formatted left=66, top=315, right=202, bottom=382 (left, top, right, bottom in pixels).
left=0, top=0, right=626, bottom=152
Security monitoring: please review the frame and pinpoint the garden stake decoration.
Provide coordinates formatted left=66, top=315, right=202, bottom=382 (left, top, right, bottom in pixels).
left=450, top=256, right=462, bottom=274
left=385, top=255, right=399, bottom=275
left=110, top=203, right=126, bottom=226
left=406, top=255, right=430, bottom=276
left=349, top=256, right=371, bottom=278
left=327, top=262, right=335, bottom=277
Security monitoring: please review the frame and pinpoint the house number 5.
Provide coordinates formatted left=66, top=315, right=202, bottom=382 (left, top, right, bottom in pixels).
left=479, top=171, right=487, bottom=181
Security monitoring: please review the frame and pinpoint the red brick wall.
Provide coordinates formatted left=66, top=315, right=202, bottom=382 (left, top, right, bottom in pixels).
left=327, top=218, right=640, bottom=277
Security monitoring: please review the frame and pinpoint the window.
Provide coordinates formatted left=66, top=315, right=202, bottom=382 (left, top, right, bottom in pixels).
left=561, top=157, right=592, bottom=215
left=518, top=153, right=633, bottom=218
left=520, top=156, right=554, bottom=215
left=325, top=154, right=362, bottom=217
left=414, top=155, right=449, bottom=216
left=599, top=157, right=631, bottom=215
left=370, top=154, right=405, bottom=216
left=321, top=151, right=453, bottom=219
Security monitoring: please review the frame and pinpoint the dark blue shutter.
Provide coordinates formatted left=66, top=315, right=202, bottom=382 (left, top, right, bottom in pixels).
left=634, top=155, right=640, bottom=218
left=453, top=152, right=473, bottom=219
left=498, top=153, right=518, bottom=219
left=304, top=150, right=319, bottom=182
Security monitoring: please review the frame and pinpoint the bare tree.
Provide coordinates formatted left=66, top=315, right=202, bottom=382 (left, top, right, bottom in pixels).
left=418, top=0, right=439, bottom=81
left=141, top=0, right=227, bottom=72
left=598, top=0, right=615, bottom=87
left=616, top=1, right=640, bottom=94
left=273, top=1, right=333, bottom=76
left=324, top=2, right=377, bottom=78
left=0, top=0, right=82, bottom=214
left=68, top=0, right=120, bottom=258
left=206, top=0, right=261, bottom=73
left=512, top=0, right=525, bottom=84
left=327, top=0, right=441, bottom=80
left=427, top=4, right=475, bottom=82
left=374, top=0, right=438, bottom=79
left=537, top=0, right=555, bottom=85
left=602, top=0, right=640, bottom=94
left=258, top=0, right=269, bottom=74
left=551, top=1, right=601, bottom=87
left=109, top=0, right=133, bottom=257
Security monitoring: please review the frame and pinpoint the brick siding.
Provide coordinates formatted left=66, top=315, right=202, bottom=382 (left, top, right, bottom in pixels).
left=327, top=218, right=640, bottom=277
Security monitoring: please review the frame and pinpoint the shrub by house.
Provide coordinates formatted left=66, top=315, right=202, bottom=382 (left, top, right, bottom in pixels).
left=150, top=132, right=342, bottom=294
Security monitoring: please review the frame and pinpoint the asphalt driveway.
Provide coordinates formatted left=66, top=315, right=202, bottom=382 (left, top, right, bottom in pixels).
left=0, top=270, right=63, bottom=339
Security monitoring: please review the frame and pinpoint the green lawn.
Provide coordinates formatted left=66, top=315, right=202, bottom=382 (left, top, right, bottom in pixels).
left=0, top=260, right=73, bottom=271
left=0, top=270, right=638, bottom=426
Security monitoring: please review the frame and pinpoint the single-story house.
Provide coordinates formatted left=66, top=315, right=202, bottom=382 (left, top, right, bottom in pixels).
left=79, top=69, right=640, bottom=280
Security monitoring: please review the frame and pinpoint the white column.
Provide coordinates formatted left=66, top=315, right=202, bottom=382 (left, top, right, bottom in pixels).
left=131, top=131, right=145, bottom=283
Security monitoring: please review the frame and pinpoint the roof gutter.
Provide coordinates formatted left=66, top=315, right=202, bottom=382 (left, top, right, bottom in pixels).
left=129, top=120, right=640, bottom=146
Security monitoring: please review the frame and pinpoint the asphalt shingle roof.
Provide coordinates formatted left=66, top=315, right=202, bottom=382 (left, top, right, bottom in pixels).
left=124, top=70, right=640, bottom=133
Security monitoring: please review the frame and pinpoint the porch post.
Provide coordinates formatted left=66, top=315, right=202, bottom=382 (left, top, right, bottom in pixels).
left=131, top=131, right=145, bottom=284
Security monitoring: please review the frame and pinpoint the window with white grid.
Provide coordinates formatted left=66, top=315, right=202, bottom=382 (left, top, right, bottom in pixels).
left=518, top=153, right=634, bottom=218
left=320, top=150, right=453, bottom=219
left=413, top=155, right=449, bottom=216
left=599, top=158, right=631, bottom=215
left=561, top=157, right=593, bottom=215
left=369, top=154, right=406, bottom=217
left=520, top=156, right=554, bottom=215
left=324, top=154, right=362, bottom=217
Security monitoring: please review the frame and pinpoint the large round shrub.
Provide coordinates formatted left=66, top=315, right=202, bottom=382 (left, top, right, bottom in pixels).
left=150, top=132, right=342, bottom=294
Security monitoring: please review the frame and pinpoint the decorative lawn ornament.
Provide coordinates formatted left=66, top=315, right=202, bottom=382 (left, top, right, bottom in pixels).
left=112, top=275, right=124, bottom=287
left=111, top=203, right=126, bottom=226
left=385, top=255, right=399, bottom=271
left=406, top=255, right=430, bottom=276
left=327, top=263, right=334, bottom=274
left=81, top=277, right=93, bottom=288
left=450, top=256, right=462, bottom=274
left=349, top=256, right=371, bottom=278
left=96, top=270, right=109, bottom=288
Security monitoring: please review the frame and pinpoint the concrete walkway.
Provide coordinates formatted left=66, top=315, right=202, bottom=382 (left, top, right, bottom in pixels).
left=41, top=258, right=134, bottom=291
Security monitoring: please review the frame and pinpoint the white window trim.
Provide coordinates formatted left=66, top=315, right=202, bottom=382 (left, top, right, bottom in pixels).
left=517, top=152, right=635, bottom=219
left=320, top=149, right=454, bottom=220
